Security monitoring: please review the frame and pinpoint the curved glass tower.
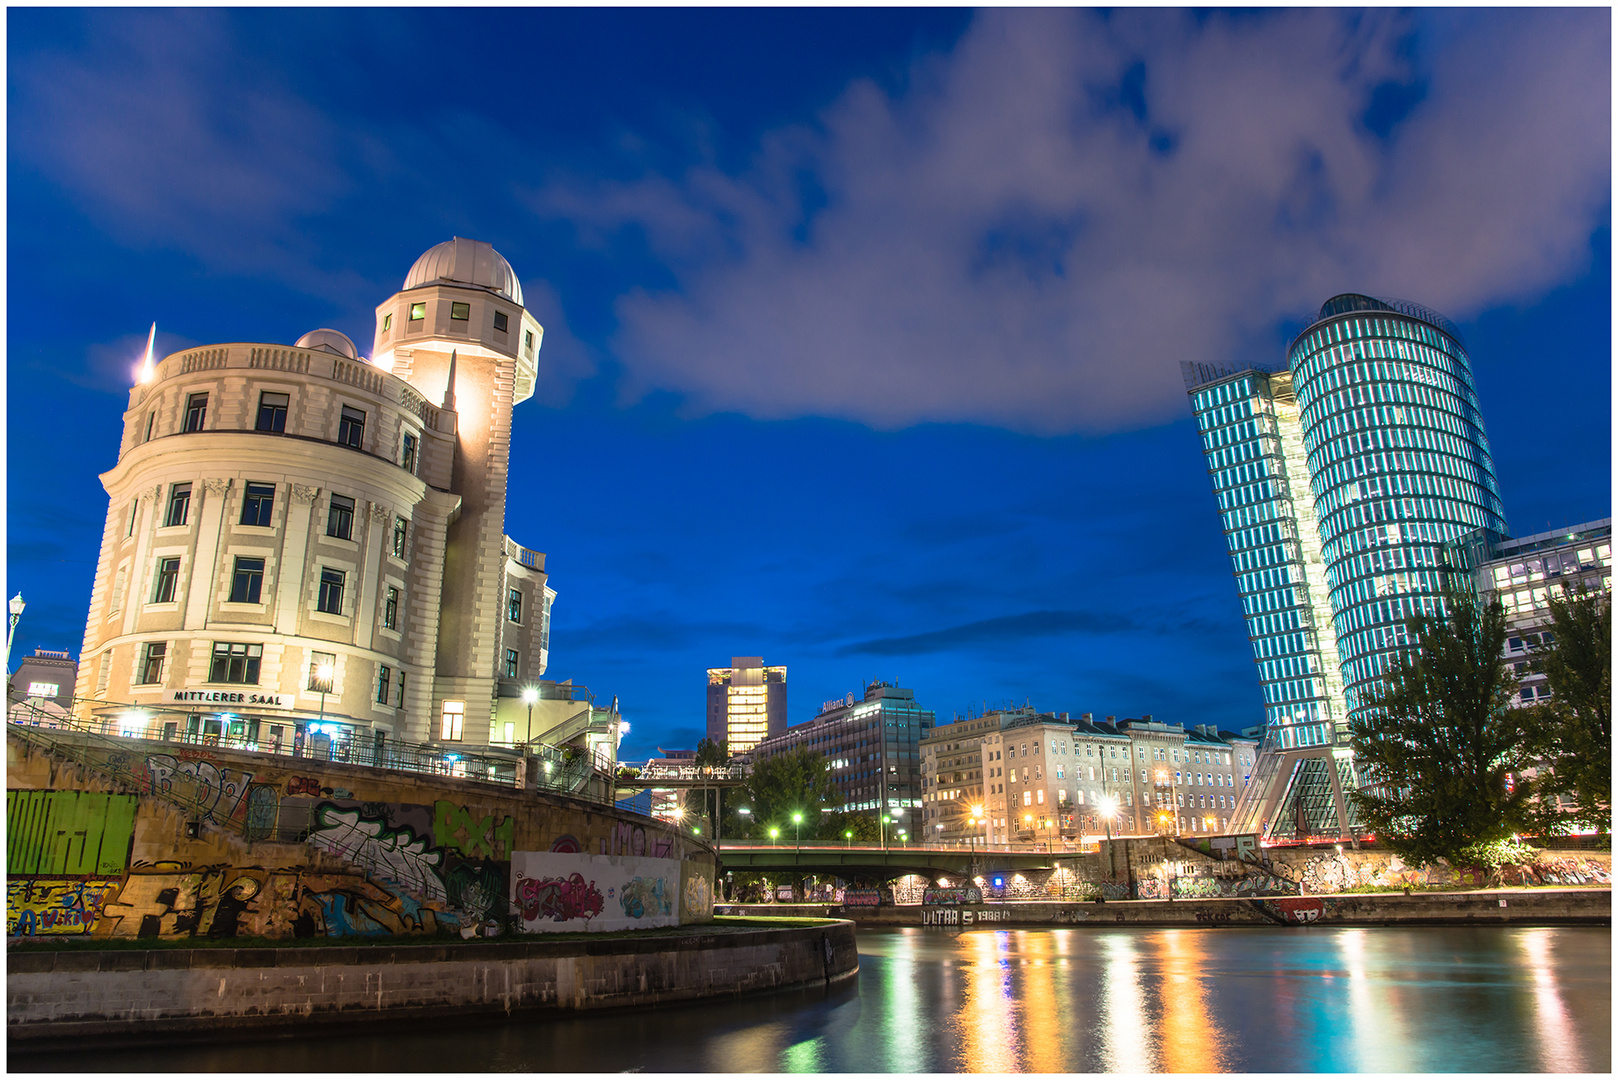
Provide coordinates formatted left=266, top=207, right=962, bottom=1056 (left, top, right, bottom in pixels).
left=1185, top=294, right=1508, bottom=841
left=1290, top=294, right=1508, bottom=722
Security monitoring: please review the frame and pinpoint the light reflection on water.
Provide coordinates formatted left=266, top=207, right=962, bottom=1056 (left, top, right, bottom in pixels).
left=10, top=925, right=1609, bottom=1073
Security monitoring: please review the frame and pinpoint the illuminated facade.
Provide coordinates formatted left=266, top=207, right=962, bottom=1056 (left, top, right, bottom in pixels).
left=705, top=656, right=786, bottom=755
left=1187, top=293, right=1508, bottom=841
left=73, top=239, right=567, bottom=753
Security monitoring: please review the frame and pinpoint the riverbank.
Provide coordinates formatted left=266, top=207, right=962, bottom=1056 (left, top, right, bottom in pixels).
left=7, top=917, right=858, bottom=1047
left=719, top=887, right=1610, bottom=928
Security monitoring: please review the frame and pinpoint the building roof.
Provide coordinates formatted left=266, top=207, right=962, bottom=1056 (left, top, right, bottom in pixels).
left=294, top=328, right=359, bottom=359
left=403, top=237, right=523, bottom=306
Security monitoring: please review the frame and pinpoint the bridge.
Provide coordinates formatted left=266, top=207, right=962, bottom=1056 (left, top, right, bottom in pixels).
left=715, top=842, right=1083, bottom=879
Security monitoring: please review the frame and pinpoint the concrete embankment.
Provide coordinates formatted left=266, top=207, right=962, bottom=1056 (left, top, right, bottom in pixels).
left=719, top=889, right=1610, bottom=929
left=7, top=920, right=858, bottom=1046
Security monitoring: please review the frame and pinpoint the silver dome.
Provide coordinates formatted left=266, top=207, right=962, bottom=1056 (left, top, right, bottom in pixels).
left=402, top=237, right=523, bottom=306
left=294, top=328, right=360, bottom=359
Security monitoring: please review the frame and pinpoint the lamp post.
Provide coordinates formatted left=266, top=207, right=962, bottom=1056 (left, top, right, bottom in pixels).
left=844, top=830, right=853, bottom=847
left=521, top=685, right=538, bottom=745
left=792, top=811, right=803, bottom=855
left=4, top=593, right=24, bottom=679
left=881, top=814, right=891, bottom=851
left=1097, top=794, right=1118, bottom=882
left=970, top=804, right=984, bottom=857
left=769, top=826, right=779, bottom=847
left=315, top=661, right=335, bottom=729
left=897, top=828, right=907, bottom=847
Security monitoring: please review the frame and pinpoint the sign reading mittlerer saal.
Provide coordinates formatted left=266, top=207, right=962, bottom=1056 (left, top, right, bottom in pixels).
left=164, top=688, right=291, bottom=708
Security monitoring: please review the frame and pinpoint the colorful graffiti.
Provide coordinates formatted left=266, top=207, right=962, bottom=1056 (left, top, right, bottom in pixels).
left=7, top=878, right=121, bottom=935
left=682, top=868, right=712, bottom=918
left=841, top=889, right=882, bottom=907
left=1172, top=873, right=1297, bottom=899
left=549, top=834, right=583, bottom=853
left=619, top=876, right=673, bottom=919
left=1262, top=896, right=1327, bottom=924
left=516, top=873, right=605, bottom=923
left=603, top=821, right=674, bottom=858
left=432, top=800, right=515, bottom=860
left=921, top=887, right=984, bottom=905
left=307, top=805, right=446, bottom=901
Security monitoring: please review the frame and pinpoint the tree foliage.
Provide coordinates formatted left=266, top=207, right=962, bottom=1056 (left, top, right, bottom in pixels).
left=1522, top=585, right=1612, bottom=833
left=1347, top=591, right=1539, bottom=867
left=736, top=746, right=845, bottom=841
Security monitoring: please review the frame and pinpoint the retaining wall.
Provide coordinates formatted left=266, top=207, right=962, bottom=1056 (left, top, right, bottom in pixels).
left=7, top=920, right=858, bottom=1044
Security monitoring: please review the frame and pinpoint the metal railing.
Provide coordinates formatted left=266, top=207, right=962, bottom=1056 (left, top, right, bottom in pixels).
left=7, top=696, right=624, bottom=808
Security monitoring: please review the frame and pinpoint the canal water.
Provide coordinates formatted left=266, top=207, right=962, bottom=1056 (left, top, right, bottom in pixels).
left=13, top=925, right=1609, bottom=1072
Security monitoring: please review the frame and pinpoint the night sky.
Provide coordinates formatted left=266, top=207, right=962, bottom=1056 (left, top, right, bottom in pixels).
left=6, top=9, right=1610, bottom=762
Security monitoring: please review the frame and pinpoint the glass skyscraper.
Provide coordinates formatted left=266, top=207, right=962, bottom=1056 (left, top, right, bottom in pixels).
left=1185, top=294, right=1508, bottom=841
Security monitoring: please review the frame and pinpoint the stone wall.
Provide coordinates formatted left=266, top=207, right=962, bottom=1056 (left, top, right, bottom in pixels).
left=7, top=919, right=859, bottom=1043
left=7, top=733, right=716, bottom=941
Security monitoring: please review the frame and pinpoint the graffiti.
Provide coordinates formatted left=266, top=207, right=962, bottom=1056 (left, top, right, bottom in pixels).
left=549, top=834, right=582, bottom=853
left=1261, top=896, right=1327, bottom=924
left=144, top=754, right=253, bottom=820
left=619, top=875, right=673, bottom=920
left=1098, top=881, right=1132, bottom=901
left=307, top=805, right=445, bottom=901
left=682, top=871, right=712, bottom=917
left=1172, top=873, right=1296, bottom=899
left=516, top=873, right=604, bottom=923
left=7, top=878, right=121, bottom=935
left=297, top=877, right=451, bottom=938
left=606, top=822, right=674, bottom=859
left=1135, top=877, right=1166, bottom=900
left=432, top=800, right=515, bottom=860
left=287, top=776, right=327, bottom=797
left=841, top=889, right=882, bottom=907
left=922, top=887, right=985, bottom=905
left=205, top=877, right=262, bottom=938
left=444, top=861, right=507, bottom=925
left=243, top=785, right=279, bottom=841
left=1195, top=909, right=1236, bottom=923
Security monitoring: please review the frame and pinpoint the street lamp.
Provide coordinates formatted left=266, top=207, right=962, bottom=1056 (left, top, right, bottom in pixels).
left=314, top=661, right=335, bottom=730
left=769, top=826, right=779, bottom=847
left=792, top=811, right=803, bottom=855
left=1156, top=768, right=1179, bottom=836
left=970, top=804, right=984, bottom=856
left=4, top=593, right=24, bottom=679
left=881, top=814, right=891, bottom=850
left=897, top=828, right=907, bottom=847
left=844, top=830, right=853, bottom=847
left=521, top=685, right=538, bottom=745
left=1097, top=794, right=1119, bottom=882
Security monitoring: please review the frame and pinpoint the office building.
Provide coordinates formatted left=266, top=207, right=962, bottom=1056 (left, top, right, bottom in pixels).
left=751, top=681, right=932, bottom=816
left=1186, top=293, right=1508, bottom=841
left=705, top=657, right=786, bottom=755
left=72, top=238, right=573, bottom=753
left=10, top=649, right=79, bottom=712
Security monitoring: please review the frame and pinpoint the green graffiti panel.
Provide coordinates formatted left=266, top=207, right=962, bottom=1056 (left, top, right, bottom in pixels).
left=6, top=790, right=137, bottom=876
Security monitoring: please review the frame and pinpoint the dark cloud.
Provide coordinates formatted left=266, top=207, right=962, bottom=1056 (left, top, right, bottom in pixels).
left=838, top=609, right=1130, bottom=657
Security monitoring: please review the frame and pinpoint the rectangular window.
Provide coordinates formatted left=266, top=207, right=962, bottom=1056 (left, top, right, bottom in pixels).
left=493, top=311, right=508, bottom=333
left=409, top=302, right=426, bottom=321
left=382, top=312, right=392, bottom=331
left=126, top=503, right=139, bottom=537
left=256, top=392, right=289, bottom=432
left=144, top=413, right=155, bottom=442
left=397, top=670, right=407, bottom=708
left=229, top=557, right=264, bottom=603
left=401, top=432, right=418, bottom=474
left=392, top=516, right=408, bottom=558
left=524, top=330, right=534, bottom=358
left=338, top=406, right=366, bottom=449
left=377, top=665, right=392, bottom=704
left=507, top=587, right=522, bottom=623
left=441, top=700, right=465, bottom=742
left=209, top=642, right=262, bottom=684
left=240, top=482, right=276, bottom=526
left=504, top=648, right=519, bottom=678
left=383, top=586, right=400, bottom=630
left=327, top=494, right=354, bottom=540
left=317, top=568, right=346, bottom=614
left=450, top=301, right=471, bottom=321
left=308, top=651, right=335, bottom=691
left=152, top=557, right=180, bottom=603
left=165, top=483, right=192, bottom=527
left=184, top=393, right=208, bottom=432
left=138, top=642, right=167, bottom=685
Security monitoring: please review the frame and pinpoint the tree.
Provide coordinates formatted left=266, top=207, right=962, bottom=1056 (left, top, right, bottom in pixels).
left=1522, top=585, right=1612, bottom=834
left=740, top=746, right=844, bottom=841
left=1347, top=590, right=1540, bottom=867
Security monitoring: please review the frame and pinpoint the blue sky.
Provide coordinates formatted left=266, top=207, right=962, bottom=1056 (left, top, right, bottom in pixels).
left=6, top=9, right=1610, bottom=761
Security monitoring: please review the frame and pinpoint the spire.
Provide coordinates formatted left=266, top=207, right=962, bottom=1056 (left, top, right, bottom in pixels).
left=442, top=349, right=458, bottom=411
left=135, top=322, right=157, bottom=384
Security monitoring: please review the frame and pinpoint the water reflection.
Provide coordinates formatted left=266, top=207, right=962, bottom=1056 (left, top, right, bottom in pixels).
left=10, top=926, right=1609, bottom=1074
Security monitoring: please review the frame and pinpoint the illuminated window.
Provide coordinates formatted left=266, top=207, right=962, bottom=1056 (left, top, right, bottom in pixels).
left=441, top=700, right=465, bottom=742
left=409, top=302, right=426, bottom=321
left=450, top=302, right=470, bottom=321
left=382, top=312, right=392, bottom=331
left=504, top=649, right=519, bottom=678
left=27, top=682, right=59, bottom=698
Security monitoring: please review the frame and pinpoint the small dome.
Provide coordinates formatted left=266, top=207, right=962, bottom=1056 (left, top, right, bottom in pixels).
left=402, top=237, right=523, bottom=306
left=295, top=328, right=360, bottom=359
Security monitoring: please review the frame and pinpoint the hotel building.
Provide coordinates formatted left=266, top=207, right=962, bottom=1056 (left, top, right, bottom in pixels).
left=72, top=238, right=590, bottom=755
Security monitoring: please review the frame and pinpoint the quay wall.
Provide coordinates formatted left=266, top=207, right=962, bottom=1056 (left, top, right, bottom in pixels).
left=7, top=920, right=858, bottom=1044
left=719, top=889, right=1610, bottom=928
left=7, top=732, right=716, bottom=941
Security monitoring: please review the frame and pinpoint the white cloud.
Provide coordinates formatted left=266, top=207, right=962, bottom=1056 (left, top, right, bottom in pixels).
left=534, top=9, right=1610, bottom=435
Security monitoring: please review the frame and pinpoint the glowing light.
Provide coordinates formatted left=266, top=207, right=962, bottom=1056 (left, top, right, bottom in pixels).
left=1097, top=795, right=1119, bottom=818
left=134, top=322, right=157, bottom=384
